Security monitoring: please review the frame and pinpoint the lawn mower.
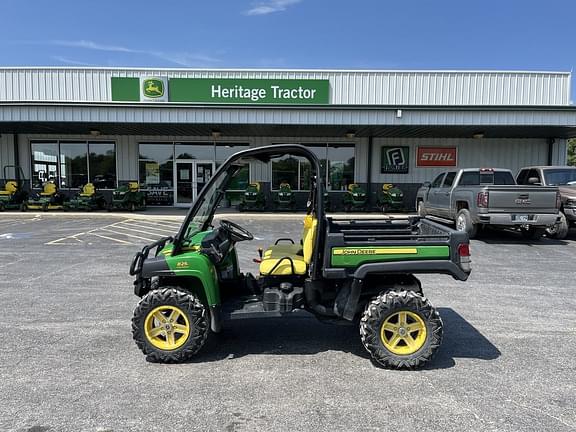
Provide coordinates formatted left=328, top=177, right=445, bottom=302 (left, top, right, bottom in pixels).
left=342, top=183, right=367, bottom=212
left=63, top=183, right=106, bottom=211
left=273, top=181, right=296, bottom=211
left=109, top=182, right=146, bottom=211
left=128, top=144, right=472, bottom=370
left=0, top=166, right=29, bottom=211
left=21, top=180, right=66, bottom=211
left=377, top=183, right=405, bottom=213
left=238, top=182, right=266, bottom=211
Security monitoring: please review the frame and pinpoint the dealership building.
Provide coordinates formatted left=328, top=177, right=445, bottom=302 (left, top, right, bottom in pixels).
left=1, top=67, right=575, bottom=209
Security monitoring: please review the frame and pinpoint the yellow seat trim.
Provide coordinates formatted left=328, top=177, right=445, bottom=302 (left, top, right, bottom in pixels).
left=0, top=181, right=18, bottom=195
left=263, top=244, right=302, bottom=257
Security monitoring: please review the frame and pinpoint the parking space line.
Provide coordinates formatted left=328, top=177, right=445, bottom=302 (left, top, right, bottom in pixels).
left=98, top=227, right=156, bottom=242
left=132, top=219, right=182, bottom=228
left=119, top=221, right=176, bottom=234
left=107, top=223, right=171, bottom=238
left=88, top=232, right=133, bottom=244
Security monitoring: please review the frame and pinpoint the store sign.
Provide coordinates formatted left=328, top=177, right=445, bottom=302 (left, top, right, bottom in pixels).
left=381, top=146, right=409, bottom=174
left=111, top=77, right=329, bottom=104
left=417, top=147, right=457, bottom=167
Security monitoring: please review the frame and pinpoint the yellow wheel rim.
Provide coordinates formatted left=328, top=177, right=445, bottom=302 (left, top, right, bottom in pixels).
left=380, top=310, right=427, bottom=355
left=144, top=305, right=190, bottom=351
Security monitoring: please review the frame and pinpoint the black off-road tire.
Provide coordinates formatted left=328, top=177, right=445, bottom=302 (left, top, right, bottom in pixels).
left=20, top=203, right=28, bottom=212
left=520, top=226, right=546, bottom=240
left=360, top=290, right=443, bottom=369
left=546, top=212, right=569, bottom=239
left=132, top=287, right=209, bottom=363
left=455, top=209, right=478, bottom=239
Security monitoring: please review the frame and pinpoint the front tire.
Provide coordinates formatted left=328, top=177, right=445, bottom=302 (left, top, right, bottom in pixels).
left=132, top=287, right=209, bottom=363
left=455, top=209, right=478, bottom=239
left=546, top=212, right=569, bottom=239
left=360, top=290, right=443, bottom=369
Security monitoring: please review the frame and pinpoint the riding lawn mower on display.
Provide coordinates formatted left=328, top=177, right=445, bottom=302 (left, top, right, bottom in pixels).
left=0, top=166, right=29, bottom=211
left=342, top=183, right=367, bottom=212
left=377, top=183, right=405, bottom=213
left=238, top=182, right=266, bottom=211
left=109, top=182, right=146, bottom=211
left=22, top=179, right=66, bottom=211
left=64, top=183, right=107, bottom=211
left=273, top=181, right=296, bottom=211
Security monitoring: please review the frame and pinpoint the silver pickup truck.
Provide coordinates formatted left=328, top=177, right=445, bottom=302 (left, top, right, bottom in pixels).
left=416, top=168, right=560, bottom=239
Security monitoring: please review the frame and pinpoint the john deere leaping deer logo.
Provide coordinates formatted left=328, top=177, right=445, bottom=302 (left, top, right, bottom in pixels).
left=143, top=78, right=164, bottom=98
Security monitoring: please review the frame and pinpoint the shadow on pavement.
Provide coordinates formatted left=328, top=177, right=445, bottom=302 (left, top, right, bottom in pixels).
left=474, top=226, right=573, bottom=245
left=188, top=308, right=500, bottom=370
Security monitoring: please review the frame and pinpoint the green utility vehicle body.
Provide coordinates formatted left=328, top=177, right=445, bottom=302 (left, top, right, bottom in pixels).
left=343, top=183, right=367, bottom=211
left=130, top=144, right=471, bottom=369
left=377, top=183, right=405, bottom=212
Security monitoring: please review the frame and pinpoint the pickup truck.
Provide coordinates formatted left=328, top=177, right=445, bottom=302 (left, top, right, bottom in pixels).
left=416, top=168, right=560, bottom=239
left=516, top=165, right=576, bottom=239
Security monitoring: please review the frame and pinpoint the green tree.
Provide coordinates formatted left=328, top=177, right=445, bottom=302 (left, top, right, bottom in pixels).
left=568, top=139, right=576, bottom=166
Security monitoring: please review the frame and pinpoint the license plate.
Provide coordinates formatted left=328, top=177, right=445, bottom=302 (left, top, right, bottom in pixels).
left=517, top=215, right=529, bottom=222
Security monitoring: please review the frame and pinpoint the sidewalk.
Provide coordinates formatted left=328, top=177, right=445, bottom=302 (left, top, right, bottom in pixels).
left=0, top=206, right=415, bottom=220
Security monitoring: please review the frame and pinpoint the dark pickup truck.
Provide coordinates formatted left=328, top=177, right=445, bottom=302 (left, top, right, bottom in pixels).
left=517, top=166, right=576, bottom=239
left=416, top=168, right=560, bottom=239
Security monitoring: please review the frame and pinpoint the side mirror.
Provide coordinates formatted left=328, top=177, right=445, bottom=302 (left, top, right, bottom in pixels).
left=422, top=181, right=431, bottom=188
left=528, top=177, right=542, bottom=185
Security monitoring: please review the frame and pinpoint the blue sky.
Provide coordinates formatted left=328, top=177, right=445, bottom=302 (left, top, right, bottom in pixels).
left=1, top=0, right=574, bottom=72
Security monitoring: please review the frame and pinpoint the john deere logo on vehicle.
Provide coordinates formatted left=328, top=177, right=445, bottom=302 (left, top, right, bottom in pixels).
left=333, top=247, right=418, bottom=255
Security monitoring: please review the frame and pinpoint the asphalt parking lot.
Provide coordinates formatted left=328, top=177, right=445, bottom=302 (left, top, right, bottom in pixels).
left=0, top=213, right=575, bottom=432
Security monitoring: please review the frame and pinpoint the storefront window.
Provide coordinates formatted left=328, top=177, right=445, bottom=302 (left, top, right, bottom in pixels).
left=327, top=145, right=355, bottom=190
left=89, top=142, right=117, bottom=189
left=31, top=142, right=59, bottom=188
left=60, top=142, right=88, bottom=188
left=271, top=155, right=299, bottom=190
left=139, top=143, right=174, bottom=206
left=175, top=143, right=215, bottom=160
left=30, top=140, right=116, bottom=189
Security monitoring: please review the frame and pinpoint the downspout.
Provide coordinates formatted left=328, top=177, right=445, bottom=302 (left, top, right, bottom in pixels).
left=367, top=136, right=373, bottom=206
left=13, top=134, right=20, bottom=171
left=547, top=138, right=555, bottom=166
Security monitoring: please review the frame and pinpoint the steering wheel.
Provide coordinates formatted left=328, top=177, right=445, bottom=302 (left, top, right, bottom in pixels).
left=219, top=219, right=254, bottom=242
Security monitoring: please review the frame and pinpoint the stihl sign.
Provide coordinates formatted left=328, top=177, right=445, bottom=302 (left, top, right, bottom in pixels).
left=417, top=147, right=457, bottom=167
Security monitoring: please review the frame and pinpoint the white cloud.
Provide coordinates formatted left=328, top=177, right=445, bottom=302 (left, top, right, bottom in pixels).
left=245, top=0, right=302, bottom=16
left=17, top=40, right=221, bottom=67
left=51, top=56, right=95, bottom=66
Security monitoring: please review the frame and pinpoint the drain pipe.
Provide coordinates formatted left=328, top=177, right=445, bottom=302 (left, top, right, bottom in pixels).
left=547, top=138, right=555, bottom=166
left=367, top=136, right=373, bottom=206
left=13, top=134, right=20, bottom=171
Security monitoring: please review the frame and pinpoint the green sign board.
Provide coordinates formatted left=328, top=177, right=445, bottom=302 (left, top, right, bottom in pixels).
left=111, top=77, right=330, bottom=105
left=381, top=146, right=410, bottom=174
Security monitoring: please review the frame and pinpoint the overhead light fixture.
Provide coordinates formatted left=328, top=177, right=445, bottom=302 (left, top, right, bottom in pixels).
left=472, top=132, right=485, bottom=139
left=396, top=109, right=403, bottom=118
left=345, top=130, right=356, bottom=139
left=211, top=130, right=221, bottom=139
left=90, top=129, right=101, bottom=137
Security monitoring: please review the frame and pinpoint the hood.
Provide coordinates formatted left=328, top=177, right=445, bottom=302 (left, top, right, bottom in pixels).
left=558, top=185, right=576, bottom=199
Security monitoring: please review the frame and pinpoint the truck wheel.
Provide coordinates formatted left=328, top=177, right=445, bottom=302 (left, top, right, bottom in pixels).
left=455, top=209, right=478, bottom=239
left=360, top=290, right=443, bottom=369
left=417, top=201, right=426, bottom=217
left=546, top=212, right=569, bottom=239
left=132, top=287, right=209, bottom=363
left=520, top=226, right=545, bottom=240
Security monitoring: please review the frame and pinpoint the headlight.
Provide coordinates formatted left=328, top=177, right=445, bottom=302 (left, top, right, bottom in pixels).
left=566, top=198, right=576, bottom=208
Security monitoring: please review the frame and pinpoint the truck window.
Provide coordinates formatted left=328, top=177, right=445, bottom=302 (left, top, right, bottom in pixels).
left=493, top=172, right=516, bottom=185
left=430, top=173, right=445, bottom=188
left=459, top=172, right=479, bottom=186
left=442, top=172, right=457, bottom=188
left=516, top=169, right=529, bottom=185
left=543, top=168, right=576, bottom=186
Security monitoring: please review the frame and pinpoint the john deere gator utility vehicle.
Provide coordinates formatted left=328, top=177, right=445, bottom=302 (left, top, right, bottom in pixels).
left=238, top=182, right=266, bottom=211
left=0, top=166, right=29, bottom=211
left=109, top=182, right=146, bottom=211
left=22, top=179, right=66, bottom=211
left=64, top=183, right=106, bottom=211
left=343, top=183, right=367, bottom=212
left=129, top=145, right=471, bottom=369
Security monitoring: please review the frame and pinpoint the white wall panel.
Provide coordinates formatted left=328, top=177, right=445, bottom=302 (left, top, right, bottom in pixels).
left=0, top=68, right=571, bottom=106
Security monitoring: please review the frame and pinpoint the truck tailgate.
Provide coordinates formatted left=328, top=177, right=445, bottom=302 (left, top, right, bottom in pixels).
left=486, top=186, right=558, bottom=213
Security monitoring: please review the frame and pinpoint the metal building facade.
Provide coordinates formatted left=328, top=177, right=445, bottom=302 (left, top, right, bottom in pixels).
left=1, top=67, right=575, bottom=209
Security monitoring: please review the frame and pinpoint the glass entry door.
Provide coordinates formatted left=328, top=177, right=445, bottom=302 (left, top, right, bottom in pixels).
left=174, top=160, right=215, bottom=207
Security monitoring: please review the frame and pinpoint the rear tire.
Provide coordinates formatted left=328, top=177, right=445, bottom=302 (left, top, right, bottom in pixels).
left=546, top=212, right=569, bottom=239
left=455, top=209, right=478, bottom=239
left=132, top=287, right=209, bottom=363
left=360, top=290, right=442, bottom=369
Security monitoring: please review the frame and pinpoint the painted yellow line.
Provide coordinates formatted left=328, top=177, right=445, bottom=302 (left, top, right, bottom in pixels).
left=97, top=227, right=156, bottom=242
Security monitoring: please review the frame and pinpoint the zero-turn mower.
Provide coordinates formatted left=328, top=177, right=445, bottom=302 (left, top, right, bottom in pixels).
left=0, top=166, right=29, bottom=211
left=21, top=180, right=66, bottom=211
left=64, top=183, right=106, bottom=211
